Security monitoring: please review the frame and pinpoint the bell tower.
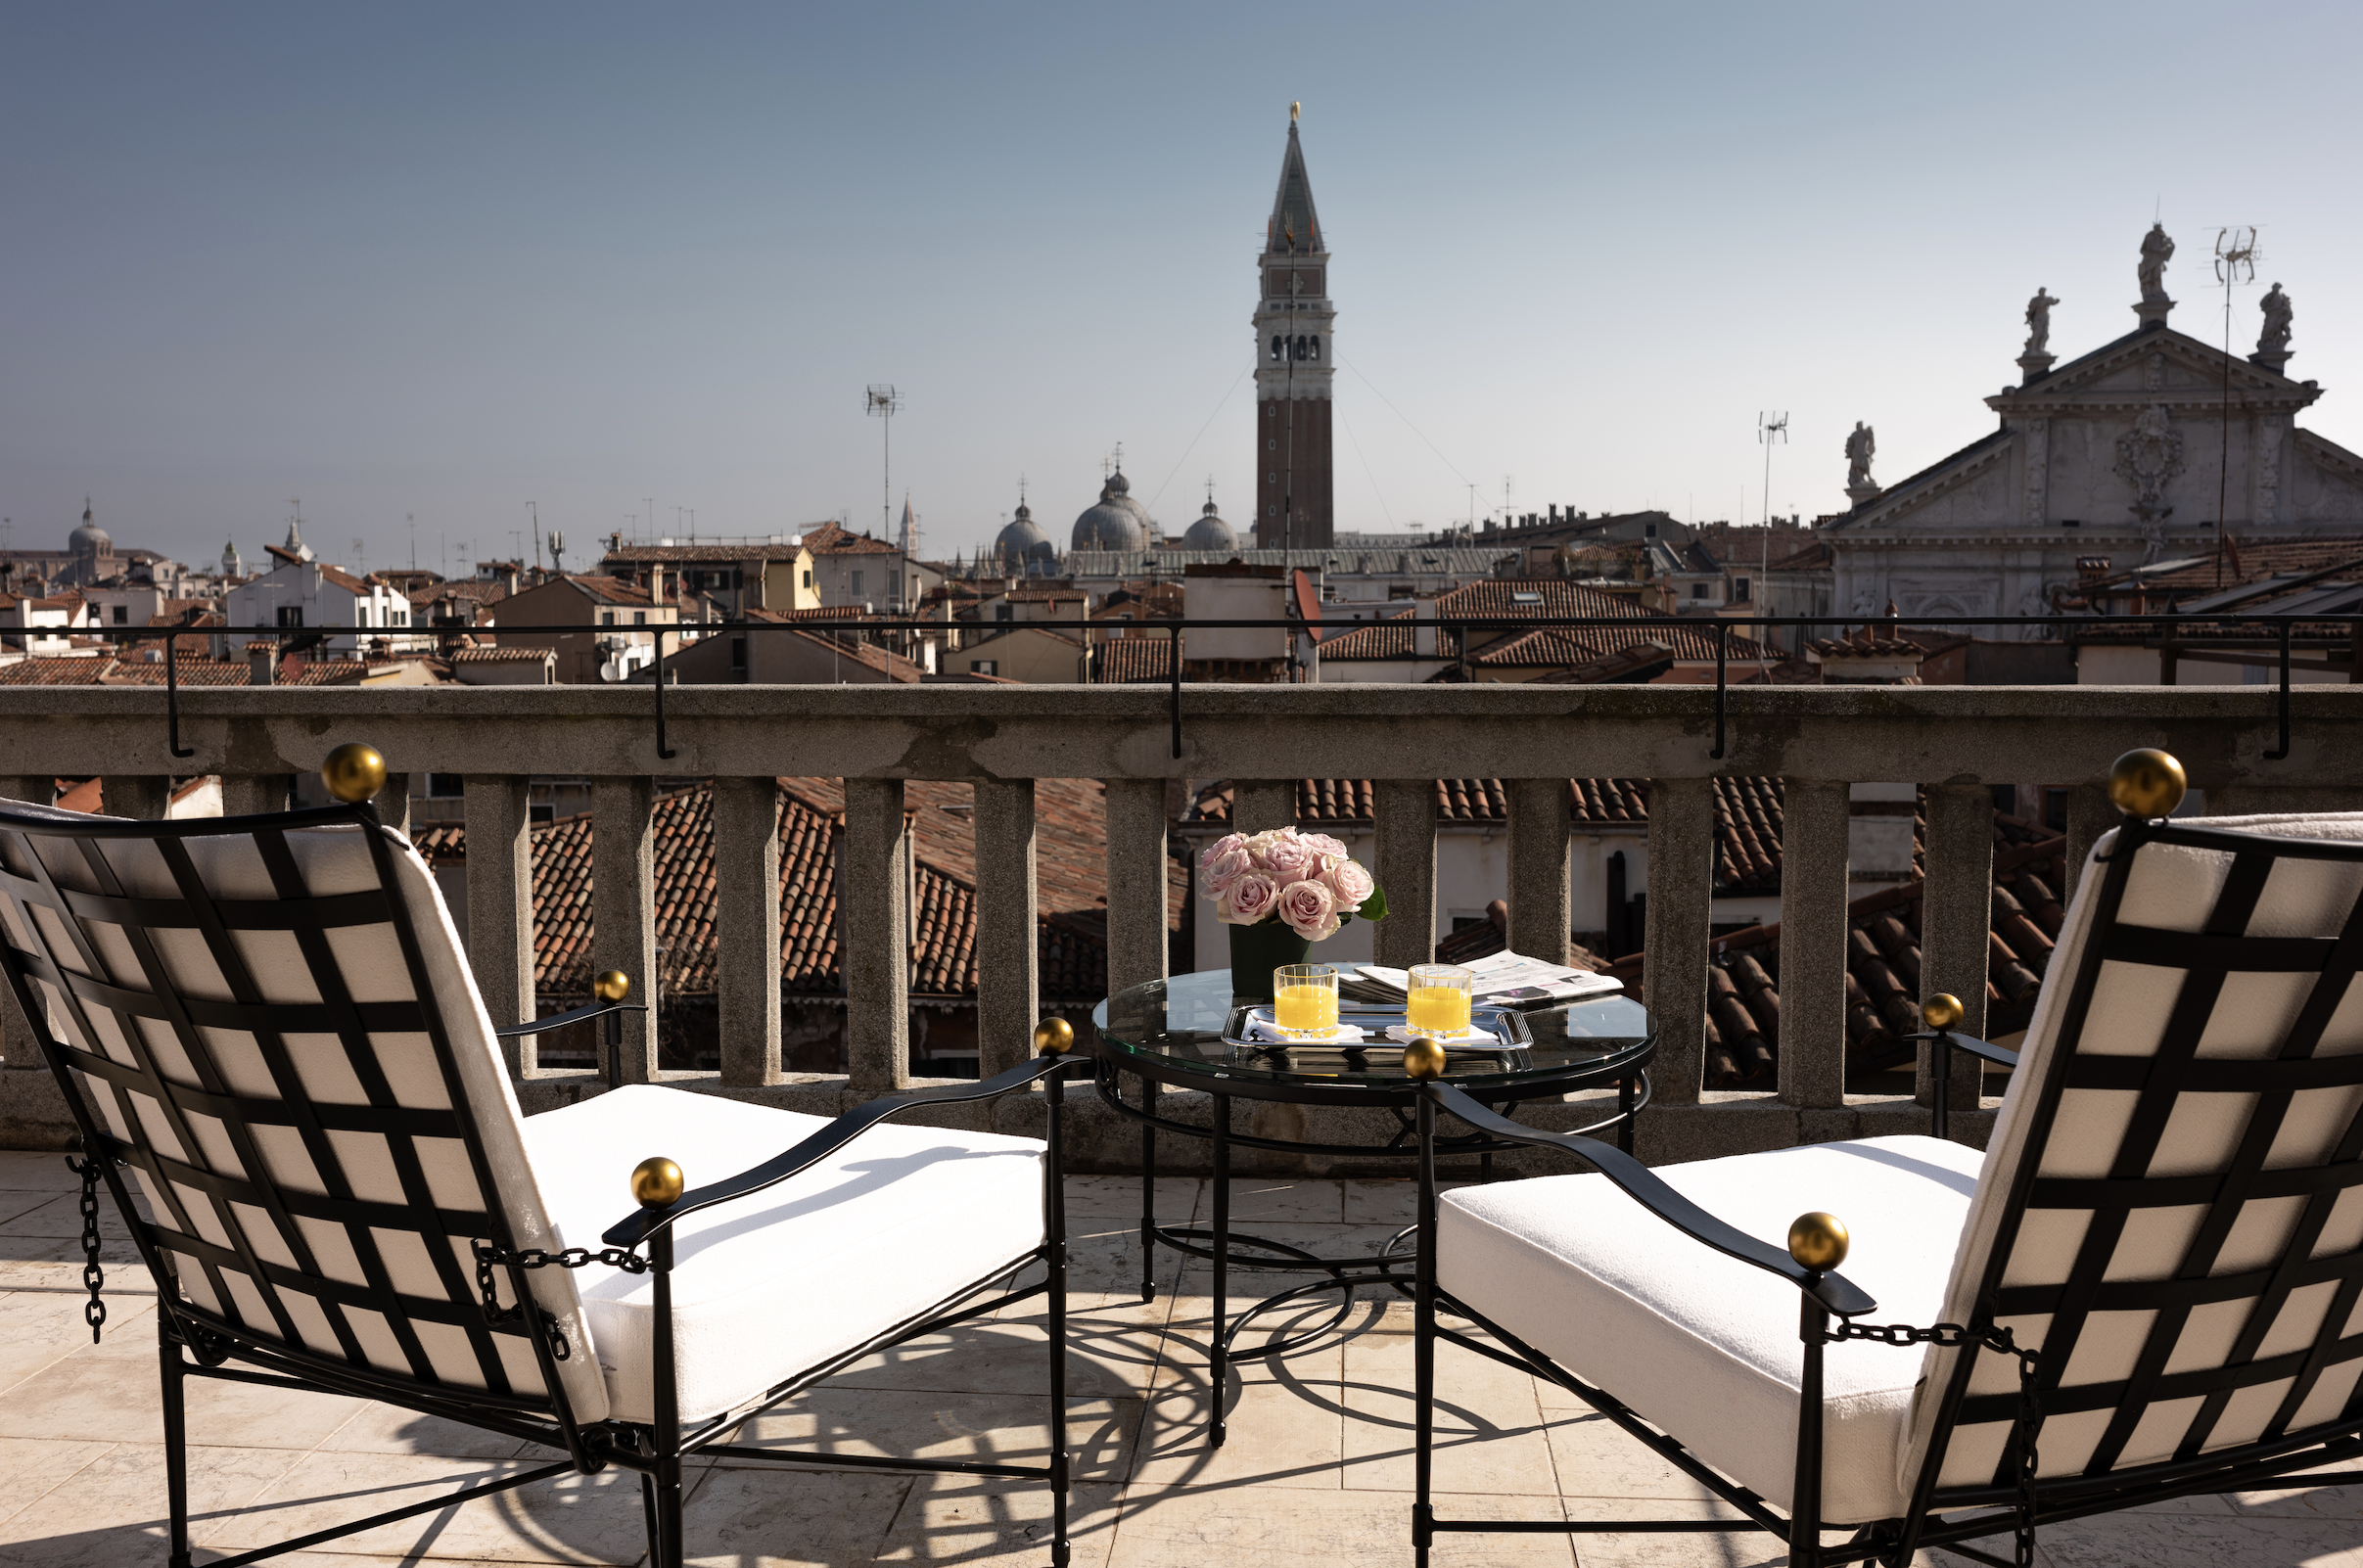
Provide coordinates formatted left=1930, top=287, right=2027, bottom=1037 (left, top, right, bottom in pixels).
left=1253, top=104, right=1334, bottom=551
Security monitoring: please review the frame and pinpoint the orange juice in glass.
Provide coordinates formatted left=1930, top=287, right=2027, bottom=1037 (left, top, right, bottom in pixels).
left=1272, top=964, right=1340, bottom=1037
left=1405, top=963, right=1474, bottom=1036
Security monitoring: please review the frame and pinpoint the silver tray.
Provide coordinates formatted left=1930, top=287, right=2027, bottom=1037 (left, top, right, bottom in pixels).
left=1220, top=1000, right=1535, bottom=1076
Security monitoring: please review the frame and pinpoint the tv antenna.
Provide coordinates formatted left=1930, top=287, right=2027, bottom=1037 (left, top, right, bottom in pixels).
left=2211, top=226, right=2261, bottom=587
left=865, top=384, right=904, bottom=537
left=1757, top=411, right=1788, bottom=653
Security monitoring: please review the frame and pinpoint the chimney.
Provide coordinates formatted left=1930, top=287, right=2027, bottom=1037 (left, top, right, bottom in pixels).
left=1413, top=596, right=1438, bottom=660
left=247, top=642, right=276, bottom=686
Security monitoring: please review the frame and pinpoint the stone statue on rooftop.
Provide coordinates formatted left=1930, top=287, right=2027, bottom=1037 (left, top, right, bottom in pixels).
left=1844, top=422, right=1877, bottom=502
left=2023, top=288, right=2059, bottom=357
left=2138, top=224, right=2175, bottom=300
left=2259, top=283, right=2294, bottom=354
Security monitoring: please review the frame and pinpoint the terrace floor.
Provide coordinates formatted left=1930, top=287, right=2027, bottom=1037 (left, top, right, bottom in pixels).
left=2, top=1150, right=2358, bottom=1567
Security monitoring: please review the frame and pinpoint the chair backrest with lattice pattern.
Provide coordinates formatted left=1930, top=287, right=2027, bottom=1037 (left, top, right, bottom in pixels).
left=0, top=801, right=608, bottom=1424
left=1905, top=810, right=2363, bottom=1500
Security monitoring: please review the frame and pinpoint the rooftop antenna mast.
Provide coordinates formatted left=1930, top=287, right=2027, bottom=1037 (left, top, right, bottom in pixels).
left=2212, top=226, right=2261, bottom=587
left=1758, top=410, right=1788, bottom=648
left=865, top=385, right=903, bottom=538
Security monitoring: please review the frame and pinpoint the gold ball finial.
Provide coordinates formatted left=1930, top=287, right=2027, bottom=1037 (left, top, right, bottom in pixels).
left=2108, top=748, right=2186, bottom=820
left=630, top=1156, right=684, bottom=1209
left=1402, top=1036, right=1448, bottom=1081
left=594, top=970, right=631, bottom=1002
left=320, top=743, right=387, bottom=805
left=1787, top=1211, right=1850, bottom=1271
left=1922, top=993, right=1964, bottom=1032
left=1034, top=1017, right=1075, bottom=1055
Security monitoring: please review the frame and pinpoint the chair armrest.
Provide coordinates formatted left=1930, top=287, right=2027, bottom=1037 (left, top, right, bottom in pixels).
left=1426, top=1083, right=1876, bottom=1318
left=600, top=1053, right=1071, bottom=1248
left=494, top=999, right=647, bottom=1039
left=1913, top=1030, right=2018, bottom=1069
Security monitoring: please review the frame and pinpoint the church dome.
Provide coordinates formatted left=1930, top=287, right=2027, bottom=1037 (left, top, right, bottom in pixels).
left=994, top=503, right=1057, bottom=569
left=1182, top=498, right=1237, bottom=553
left=1071, top=469, right=1153, bottom=552
left=69, top=501, right=111, bottom=558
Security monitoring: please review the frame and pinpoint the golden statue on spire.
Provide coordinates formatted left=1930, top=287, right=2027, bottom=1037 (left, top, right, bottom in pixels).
left=1290, top=101, right=1300, bottom=123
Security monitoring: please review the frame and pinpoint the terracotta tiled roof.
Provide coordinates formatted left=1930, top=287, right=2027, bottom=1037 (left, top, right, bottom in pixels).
left=446, top=646, right=552, bottom=664
left=0, top=656, right=117, bottom=685
left=796, top=523, right=901, bottom=557
left=1602, top=830, right=2071, bottom=1088
left=1319, top=581, right=1769, bottom=666
left=413, top=776, right=1182, bottom=1006
left=1092, top=637, right=1176, bottom=684
left=744, top=605, right=869, bottom=623
left=1186, top=775, right=1786, bottom=891
left=600, top=542, right=821, bottom=564
left=411, top=579, right=509, bottom=609
left=97, top=657, right=254, bottom=687
left=319, top=565, right=374, bottom=594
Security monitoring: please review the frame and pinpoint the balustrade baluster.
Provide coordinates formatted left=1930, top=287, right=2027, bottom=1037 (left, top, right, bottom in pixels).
left=1231, top=779, right=1295, bottom=835
left=218, top=776, right=290, bottom=816
left=1777, top=779, right=1849, bottom=1109
left=1507, top=778, right=1572, bottom=965
left=714, top=775, right=782, bottom=1086
left=1373, top=778, right=1438, bottom=969
left=2063, top=782, right=2112, bottom=902
left=843, top=778, right=910, bottom=1094
left=101, top=776, right=169, bottom=820
left=1645, top=776, right=1715, bottom=1105
left=594, top=777, right=659, bottom=1083
left=0, top=778, right=47, bottom=1070
left=464, top=775, right=537, bottom=1075
left=974, top=778, right=1040, bottom=1079
left=1103, top=778, right=1168, bottom=996
left=1919, top=782, right=1992, bottom=1115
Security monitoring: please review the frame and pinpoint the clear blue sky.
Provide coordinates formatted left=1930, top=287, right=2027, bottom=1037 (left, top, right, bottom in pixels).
left=6, top=3, right=2358, bottom=575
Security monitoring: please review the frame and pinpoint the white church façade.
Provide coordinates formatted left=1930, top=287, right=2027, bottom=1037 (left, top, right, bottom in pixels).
left=1823, top=225, right=2363, bottom=635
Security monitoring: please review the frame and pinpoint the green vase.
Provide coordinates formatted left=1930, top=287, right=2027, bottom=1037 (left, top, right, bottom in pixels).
left=1228, top=920, right=1314, bottom=1003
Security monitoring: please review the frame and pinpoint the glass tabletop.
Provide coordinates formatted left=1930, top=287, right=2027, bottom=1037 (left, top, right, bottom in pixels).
left=1092, top=968, right=1653, bottom=1096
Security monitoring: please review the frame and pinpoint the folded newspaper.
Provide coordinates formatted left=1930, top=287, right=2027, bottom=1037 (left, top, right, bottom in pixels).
left=1348, top=950, right=1625, bottom=1009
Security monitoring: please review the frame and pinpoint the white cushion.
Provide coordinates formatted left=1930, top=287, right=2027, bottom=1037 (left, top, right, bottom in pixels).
left=523, top=1084, right=1046, bottom=1424
left=1440, top=1134, right=1982, bottom=1525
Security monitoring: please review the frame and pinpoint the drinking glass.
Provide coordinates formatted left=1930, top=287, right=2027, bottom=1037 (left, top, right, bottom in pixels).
left=1272, top=963, right=1341, bottom=1037
left=1405, top=963, right=1475, bottom=1036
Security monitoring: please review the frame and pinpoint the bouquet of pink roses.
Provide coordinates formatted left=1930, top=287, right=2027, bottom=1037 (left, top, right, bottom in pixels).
left=1197, top=826, right=1389, bottom=942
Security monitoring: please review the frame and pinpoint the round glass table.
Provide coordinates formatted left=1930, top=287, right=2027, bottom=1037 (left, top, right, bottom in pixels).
left=1089, top=967, right=1654, bottom=1445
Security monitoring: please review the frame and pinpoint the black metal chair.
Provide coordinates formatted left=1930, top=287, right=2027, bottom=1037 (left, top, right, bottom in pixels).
left=1409, top=749, right=2363, bottom=1567
left=0, top=745, right=1075, bottom=1568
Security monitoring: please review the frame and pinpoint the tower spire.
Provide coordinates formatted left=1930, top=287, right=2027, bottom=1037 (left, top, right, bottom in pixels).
left=1253, top=106, right=1335, bottom=550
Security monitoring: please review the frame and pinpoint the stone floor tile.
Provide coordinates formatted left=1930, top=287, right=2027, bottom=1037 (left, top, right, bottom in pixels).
left=725, top=1388, right=1143, bottom=1487
left=212, top=1449, right=657, bottom=1564
left=1216, top=1178, right=1345, bottom=1224
left=317, top=1399, right=540, bottom=1462
left=1339, top=1328, right=1558, bottom=1496
left=1131, top=1332, right=1344, bottom=1492
left=0, top=1233, right=140, bottom=1266
left=0, top=1285, right=160, bottom=1399
left=1060, top=1175, right=1202, bottom=1222
left=876, top=1475, right=1121, bottom=1568
left=2233, top=1470, right=2363, bottom=1519
left=1107, top=1485, right=1576, bottom=1566
left=675, top=1462, right=909, bottom=1565
left=1540, top=1407, right=1726, bottom=1504
left=0, top=1436, right=117, bottom=1528
left=0, top=1150, right=86, bottom=1191
left=0, top=1324, right=361, bottom=1448
left=0, top=1440, right=305, bottom=1568
left=0, top=1190, right=146, bottom=1241
left=2030, top=1507, right=2363, bottom=1567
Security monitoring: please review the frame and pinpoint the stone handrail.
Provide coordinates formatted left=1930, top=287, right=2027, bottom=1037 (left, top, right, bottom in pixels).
left=3, top=681, right=2359, bottom=1166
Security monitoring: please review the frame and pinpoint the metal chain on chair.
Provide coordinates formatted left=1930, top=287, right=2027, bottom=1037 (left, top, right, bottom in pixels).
left=472, top=1244, right=651, bottom=1361
left=1830, top=1318, right=2043, bottom=1568
left=62, top=1151, right=112, bottom=1343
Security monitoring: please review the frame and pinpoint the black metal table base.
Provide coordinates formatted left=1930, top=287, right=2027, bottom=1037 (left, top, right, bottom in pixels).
left=1098, top=1059, right=1646, bottom=1448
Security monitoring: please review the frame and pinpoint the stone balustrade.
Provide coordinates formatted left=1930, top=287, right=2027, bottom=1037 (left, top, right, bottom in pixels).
left=4, top=681, right=2360, bottom=1167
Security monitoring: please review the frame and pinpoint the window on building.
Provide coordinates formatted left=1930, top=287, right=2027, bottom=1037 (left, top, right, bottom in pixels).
left=730, top=635, right=747, bottom=671
left=356, top=607, right=370, bottom=627
left=1388, top=585, right=1415, bottom=600
left=1644, top=523, right=1657, bottom=537
left=1689, top=583, right=1708, bottom=600
left=276, top=607, right=303, bottom=628
left=602, top=612, right=616, bottom=626
left=996, top=604, right=1013, bottom=622
left=851, top=571, right=864, bottom=596
left=973, top=660, right=998, bottom=676
left=530, top=805, right=556, bottom=826
left=1270, top=336, right=1284, bottom=361
left=426, top=773, right=465, bottom=799
left=111, top=605, right=126, bottom=624
left=1732, top=576, right=1751, bottom=602
left=802, top=569, right=813, bottom=588
left=633, top=611, right=647, bottom=626
left=1307, top=336, right=1320, bottom=360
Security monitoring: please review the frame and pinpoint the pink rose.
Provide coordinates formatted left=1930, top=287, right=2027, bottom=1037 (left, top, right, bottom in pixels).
left=1301, top=833, right=1350, bottom=860
left=1276, top=877, right=1339, bottom=942
left=1218, top=873, right=1278, bottom=926
left=1262, top=832, right=1321, bottom=886
left=1202, top=845, right=1253, bottom=895
left=1198, top=833, right=1246, bottom=874
left=1324, top=857, right=1375, bottom=911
